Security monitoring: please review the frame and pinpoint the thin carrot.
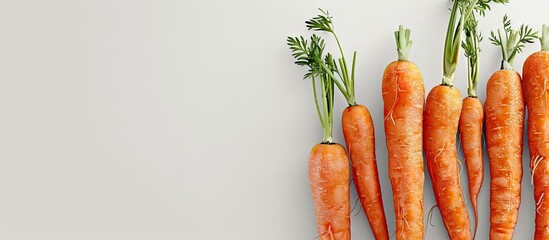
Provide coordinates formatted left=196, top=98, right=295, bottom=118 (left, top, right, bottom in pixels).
left=305, top=9, right=389, bottom=239
left=523, top=24, right=549, bottom=240
left=342, top=106, right=388, bottom=239
left=485, top=16, right=535, bottom=239
left=382, top=25, right=425, bottom=240
left=288, top=31, right=350, bottom=239
left=459, top=16, right=484, bottom=239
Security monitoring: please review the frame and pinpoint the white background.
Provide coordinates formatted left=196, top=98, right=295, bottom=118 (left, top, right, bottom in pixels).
left=0, top=0, right=547, bottom=239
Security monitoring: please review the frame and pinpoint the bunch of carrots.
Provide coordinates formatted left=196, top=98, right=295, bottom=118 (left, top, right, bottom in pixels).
left=287, top=1, right=549, bottom=239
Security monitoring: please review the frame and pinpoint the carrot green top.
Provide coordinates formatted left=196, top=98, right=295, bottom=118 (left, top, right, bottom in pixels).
left=395, top=25, right=413, bottom=61
left=304, top=9, right=357, bottom=107
left=462, top=16, right=481, bottom=97
left=442, top=0, right=507, bottom=86
left=489, top=15, right=537, bottom=70
left=288, top=34, right=335, bottom=143
left=540, top=24, right=549, bottom=51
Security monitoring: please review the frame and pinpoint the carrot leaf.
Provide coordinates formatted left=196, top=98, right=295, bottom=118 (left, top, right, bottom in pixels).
left=461, top=16, right=482, bottom=97
left=306, top=9, right=357, bottom=106
left=287, top=34, right=335, bottom=143
left=489, top=15, right=538, bottom=70
left=305, top=9, right=334, bottom=33
left=442, top=0, right=506, bottom=86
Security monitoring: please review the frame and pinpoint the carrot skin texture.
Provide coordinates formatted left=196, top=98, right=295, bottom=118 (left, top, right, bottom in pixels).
left=342, top=105, right=389, bottom=240
left=523, top=51, right=549, bottom=240
left=309, top=143, right=351, bottom=240
left=424, top=85, right=472, bottom=240
left=458, top=96, right=484, bottom=238
left=382, top=61, right=425, bottom=240
left=484, top=70, right=524, bottom=240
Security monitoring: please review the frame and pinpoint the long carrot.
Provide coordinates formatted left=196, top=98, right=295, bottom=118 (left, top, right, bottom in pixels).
left=425, top=85, right=470, bottom=239
left=459, top=16, right=484, bottom=239
left=423, top=1, right=501, bottom=238
left=341, top=106, right=388, bottom=239
left=305, top=9, right=389, bottom=239
left=523, top=24, right=549, bottom=240
left=382, top=26, right=424, bottom=240
left=485, top=16, right=536, bottom=239
left=288, top=33, right=350, bottom=239
left=425, top=2, right=469, bottom=239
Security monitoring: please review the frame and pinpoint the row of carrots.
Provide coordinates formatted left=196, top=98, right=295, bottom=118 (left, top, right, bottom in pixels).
left=287, top=1, right=549, bottom=240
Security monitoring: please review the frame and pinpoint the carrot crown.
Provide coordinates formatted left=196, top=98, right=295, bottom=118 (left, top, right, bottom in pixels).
left=541, top=24, right=549, bottom=51
left=462, top=16, right=481, bottom=97
left=288, top=35, right=335, bottom=143
left=305, top=9, right=357, bottom=106
left=395, top=25, right=413, bottom=61
left=489, top=15, right=538, bottom=70
left=442, top=0, right=507, bottom=86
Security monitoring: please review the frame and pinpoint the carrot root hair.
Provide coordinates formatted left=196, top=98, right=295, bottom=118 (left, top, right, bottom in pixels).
left=425, top=205, right=439, bottom=237
left=537, top=193, right=545, bottom=216
left=532, top=154, right=545, bottom=185
left=383, top=75, right=401, bottom=125
left=350, top=196, right=361, bottom=216
left=315, top=225, right=335, bottom=240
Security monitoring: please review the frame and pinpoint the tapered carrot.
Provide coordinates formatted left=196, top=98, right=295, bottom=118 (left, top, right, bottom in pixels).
left=288, top=31, right=350, bottom=239
left=305, top=9, right=389, bottom=239
left=425, top=85, right=470, bottom=239
left=523, top=24, right=549, bottom=240
left=382, top=26, right=424, bottom=240
left=459, top=16, right=484, bottom=239
left=459, top=97, right=483, bottom=236
left=423, top=1, right=505, bottom=239
left=485, top=16, right=535, bottom=240
left=425, top=2, right=468, bottom=240
left=342, top=106, right=388, bottom=239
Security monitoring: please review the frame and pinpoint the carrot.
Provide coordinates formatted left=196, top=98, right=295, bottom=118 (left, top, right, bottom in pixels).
left=459, top=16, right=484, bottom=238
left=458, top=97, right=483, bottom=236
left=309, top=143, right=351, bottom=240
left=425, top=85, right=470, bottom=239
left=305, top=9, right=389, bottom=239
left=485, top=70, right=523, bottom=240
left=423, top=1, right=502, bottom=238
left=288, top=31, right=351, bottom=239
left=523, top=24, right=549, bottom=240
left=342, top=106, right=389, bottom=239
left=382, top=26, right=425, bottom=240
left=485, top=16, right=535, bottom=239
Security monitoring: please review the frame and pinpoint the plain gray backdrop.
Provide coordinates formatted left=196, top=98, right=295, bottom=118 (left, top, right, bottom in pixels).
left=0, top=0, right=548, bottom=239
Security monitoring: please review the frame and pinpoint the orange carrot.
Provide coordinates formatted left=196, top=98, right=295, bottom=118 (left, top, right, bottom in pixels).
left=424, top=85, right=471, bottom=239
left=485, top=16, right=534, bottom=239
left=342, top=105, right=389, bottom=239
left=288, top=23, right=351, bottom=239
left=422, top=1, right=492, bottom=239
left=309, top=143, right=351, bottom=240
left=485, top=70, right=523, bottom=240
left=458, top=97, right=483, bottom=236
left=382, top=26, right=425, bottom=240
left=459, top=16, right=484, bottom=238
left=305, top=10, right=389, bottom=239
left=523, top=24, right=549, bottom=240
